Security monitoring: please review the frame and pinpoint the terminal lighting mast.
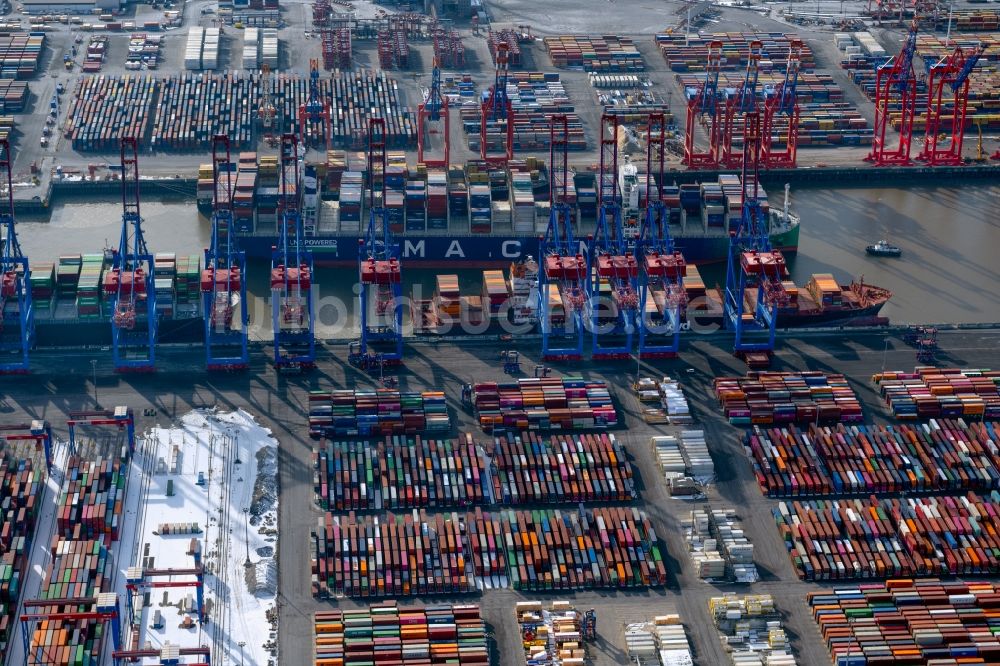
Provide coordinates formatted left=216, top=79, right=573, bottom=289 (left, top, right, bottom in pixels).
left=867, top=19, right=919, bottom=166
left=0, top=138, right=33, bottom=373
left=724, top=112, right=789, bottom=366
left=538, top=114, right=588, bottom=361
left=355, top=117, right=403, bottom=367
left=271, top=133, right=316, bottom=370
left=761, top=39, right=802, bottom=169
left=589, top=114, right=638, bottom=360
left=109, top=138, right=157, bottom=372
left=919, top=42, right=989, bottom=166
left=202, top=135, right=248, bottom=371
left=637, top=113, right=687, bottom=359
left=683, top=39, right=723, bottom=168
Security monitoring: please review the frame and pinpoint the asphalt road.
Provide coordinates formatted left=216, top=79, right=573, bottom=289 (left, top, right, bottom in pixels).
left=4, top=328, right=1000, bottom=665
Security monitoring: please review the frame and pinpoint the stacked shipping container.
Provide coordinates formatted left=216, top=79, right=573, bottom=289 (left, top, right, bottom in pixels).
left=714, top=371, right=863, bottom=426
left=471, top=376, right=618, bottom=432
left=544, top=35, right=644, bottom=72
left=873, top=367, right=1000, bottom=419
left=0, top=454, right=43, bottom=656
left=307, top=388, right=450, bottom=437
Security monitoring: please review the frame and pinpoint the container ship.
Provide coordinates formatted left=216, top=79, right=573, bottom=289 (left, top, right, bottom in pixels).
left=196, top=152, right=800, bottom=268
left=413, top=263, right=891, bottom=335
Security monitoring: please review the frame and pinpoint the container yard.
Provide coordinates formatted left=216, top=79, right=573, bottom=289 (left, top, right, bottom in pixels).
left=4, top=0, right=1000, bottom=663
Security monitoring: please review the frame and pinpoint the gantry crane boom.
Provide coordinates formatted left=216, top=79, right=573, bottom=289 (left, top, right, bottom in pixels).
left=354, top=117, right=403, bottom=369
left=109, top=138, right=157, bottom=371
left=299, top=59, right=331, bottom=149
left=590, top=114, right=638, bottom=359
left=271, top=133, right=316, bottom=369
left=0, top=138, right=32, bottom=373
left=637, top=112, right=687, bottom=358
left=684, top=39, right=723, bottom=168
left=202, top=135, right=248, bottom=370
left=539, top=114, right=588, bottom=361
left=724, top=112, right=789, bottom=365
left=720, top=40, right=762, bottom=168
left=418, top=56, right=450, bottom=167
left=481, top=40, right=514, bottom=166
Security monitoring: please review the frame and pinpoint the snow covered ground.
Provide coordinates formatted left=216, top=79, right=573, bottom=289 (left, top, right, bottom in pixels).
left=127, top=409, right=280, bottom=666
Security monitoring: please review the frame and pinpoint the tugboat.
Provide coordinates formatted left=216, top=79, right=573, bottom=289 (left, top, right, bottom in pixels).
left=865, top=240, right=902, bottom=258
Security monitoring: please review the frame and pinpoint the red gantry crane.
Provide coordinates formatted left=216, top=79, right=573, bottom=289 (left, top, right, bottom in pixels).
left=919, top=41, right=989, bottom=166
left=761, top=39, right=803, bottom=169
left=719, top=40, right=763, bottom=169
left=867, top=20, right=920, bottom=166
left=683, top=39, right=723, bottom=168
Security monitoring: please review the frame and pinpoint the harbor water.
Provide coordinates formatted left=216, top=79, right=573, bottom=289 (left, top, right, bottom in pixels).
left=16, top=184, right=1000, bottom=337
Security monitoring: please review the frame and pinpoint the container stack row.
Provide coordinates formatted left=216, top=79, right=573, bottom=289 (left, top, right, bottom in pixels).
left=873, top=367, right=1000, bottom=419
left=543, top=35, right=644, bottom=72
left=776, top=491, right=1000, bottom=580
left=624, top=615, right=693, bottom=666
left=65, top=75, right=157, bottom=151
left=471, top=376, right=618, bottom=432
left=242, top=27, right=260, bottom=69
left=151, top=73, right=256, bottom=149
left=914, top=34, right=1000, bottom=132
left=685, top=507, right=758, bottom=583
left=29, top=538, right=113, bottom=664
left=709, top=594, right=798, bottom=665
left=0, top=33, right=44, bottom=79
left=313, top=603, right=490, bottom=666
left=312, top=506, right=666, bottom=597
left=951, top=9, right=1000, bottom=31
left=320, top=28, right=350, bottom=70
left=745, top=420, right=1000, bottom=497
left=307, top=388, right=450, bottom=438
left=432, top=28, right=464, bottom=68
left=0, top=79, right=27, bottom=112
left=0, top=455, right=43, bottom=656
left=809, top=580, right=1000, bottom=665
left=125, top=33, right=161, bottom=71
left=490, top=431, right=635, bottom=504
left=261, top=28, right=278, bottom=68
left=714, top=371, right=863, bottom=426
left=83, top=36, right=106, bottom=73
left=312, top=434, right=488, bottom=511
left=486, top=29, right=521, bottom=67
left=463, top=72, right=586, bottom=152
left=56, top=457, right=125, bottom=541
left=655, top=32, right=817, bottom=72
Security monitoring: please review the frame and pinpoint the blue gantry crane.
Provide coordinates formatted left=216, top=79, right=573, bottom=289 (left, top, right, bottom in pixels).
left=271, top=133, right=316, bottom=370
left=0, top=138, right=33, bottom=373
left=299, top=59, right=331, bottom=149
left=353, top=116, right=403, bottom=369
left=202, top=135, right=248, bottom=371
left=590, top=114, right=638, bottom=360
left=637, top=113, right=687, bottom=359
left=724, top=112, right=790, bottom=367
left=417, top=56, right=450, bottom=167
left=109, top=138, right=157, bottom=372
left=539, top=114, right=588, bottom=361
left=480, top=40, right=513, bottom=166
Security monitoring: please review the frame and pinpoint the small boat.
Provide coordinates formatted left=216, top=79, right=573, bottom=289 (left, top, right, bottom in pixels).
left=865, top=240, right=902, bottom=257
